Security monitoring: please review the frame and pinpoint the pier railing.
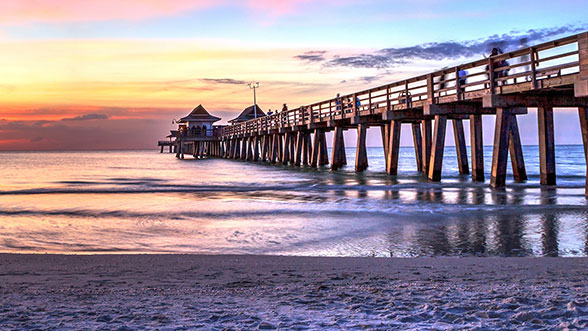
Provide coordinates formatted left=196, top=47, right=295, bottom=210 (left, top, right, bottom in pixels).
left=221, top=33, right=581, bottom=137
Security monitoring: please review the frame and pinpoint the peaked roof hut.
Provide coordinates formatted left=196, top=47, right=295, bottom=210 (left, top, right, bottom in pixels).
left=229, top=105, right=265, bottom=124
left=178, top=104, right=221, bottom=123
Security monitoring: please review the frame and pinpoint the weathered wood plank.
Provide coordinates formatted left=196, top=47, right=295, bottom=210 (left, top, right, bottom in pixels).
left=253, top=136, right=260, bottom=161
left=355, top=124, right=368, bottom=172
left=319, top=130, right=329, bottom=166
left=295, top=132, right=303, bottom=166
left=282, top=133, right=291, bottom=165
left=490, top=108, right=512, bottom=188
left=311, top=129, right=320, bottom=167
left=469, top=115, right=484, bottom=182
left=452, top=119, right=470, bottom=175
left=578, top=107, right=588, bottom=196
left=381, top=123, right=390, bottom=169
left=411, top=123, right=423, bottom=172
left=386, top=120, right=402, bottom=176
left=509, top=116, right=527, bottom=182
left=331, top=126, right=345, bottom=170
left=241, top=137, right=247, bottom=160
left=537, top=105, right=556, bottom=185
left=303, top=132, right=312, bottom=166
left=428, top=115, right=447, bottom=181
left=421, top=119, right=432, bottom=175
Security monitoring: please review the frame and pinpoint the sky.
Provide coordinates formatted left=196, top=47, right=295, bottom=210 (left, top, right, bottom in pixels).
left=0, top=0, right=587, bottom=150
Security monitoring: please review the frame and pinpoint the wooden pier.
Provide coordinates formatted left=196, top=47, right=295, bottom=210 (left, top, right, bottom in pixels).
left=180, top=32, right=588, bottom=194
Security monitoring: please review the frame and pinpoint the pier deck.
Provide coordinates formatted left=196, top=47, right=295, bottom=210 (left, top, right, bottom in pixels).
left=181, top=32, right=588, bottom=193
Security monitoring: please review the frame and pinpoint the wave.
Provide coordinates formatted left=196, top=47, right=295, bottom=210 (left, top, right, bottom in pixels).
left=0, top=202, right=586, bottom=221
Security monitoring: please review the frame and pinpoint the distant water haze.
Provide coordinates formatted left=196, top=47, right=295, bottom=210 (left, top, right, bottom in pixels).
left=0, top=146, right=587, bottom=257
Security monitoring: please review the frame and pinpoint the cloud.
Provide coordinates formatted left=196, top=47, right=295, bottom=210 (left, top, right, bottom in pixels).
left=300, top=25, right=588, bottom=69
left=62, top=113, right=110, bottom=121
left=200, top=78, right=247, bottom=85
left=360, top=76, right=379, bottom=84
left=293, top=51, right=327, bottom=63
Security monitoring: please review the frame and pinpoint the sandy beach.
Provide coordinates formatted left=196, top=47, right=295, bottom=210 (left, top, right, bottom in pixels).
left=0, top=254, right=587, bottom=329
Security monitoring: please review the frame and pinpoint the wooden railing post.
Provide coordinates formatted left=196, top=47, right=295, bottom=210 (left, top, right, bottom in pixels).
left=386, top=87, right=391, bottom=111
left=455, top=67, right=461, bottom=100
left=488, top=58, right=496, bottom=94
left=426, top=74, right=434, bottom=103
left=530, top=47, right=537, bottom=90
left=576, top=32, right=588, bottom=97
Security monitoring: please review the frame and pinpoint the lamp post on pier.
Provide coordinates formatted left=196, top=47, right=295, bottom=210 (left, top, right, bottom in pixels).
left=248, top=82, right=260, bottom=118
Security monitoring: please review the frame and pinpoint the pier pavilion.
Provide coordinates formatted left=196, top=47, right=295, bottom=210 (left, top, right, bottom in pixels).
left=163, top=32, right=588, bottom=195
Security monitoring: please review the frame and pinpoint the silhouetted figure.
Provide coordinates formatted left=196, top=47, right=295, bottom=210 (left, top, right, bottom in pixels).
left=487, top=47, right=509, bottom=87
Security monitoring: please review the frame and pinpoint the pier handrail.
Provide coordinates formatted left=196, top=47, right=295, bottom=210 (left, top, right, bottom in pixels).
left=221, top=32, right=583, bottom=137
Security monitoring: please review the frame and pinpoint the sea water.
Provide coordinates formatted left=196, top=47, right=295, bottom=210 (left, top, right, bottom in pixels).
left=0, top=146, right=587, bottom=257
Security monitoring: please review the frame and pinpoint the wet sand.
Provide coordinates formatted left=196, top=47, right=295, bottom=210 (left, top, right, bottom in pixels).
left=1, top=254, right=587, bottom=329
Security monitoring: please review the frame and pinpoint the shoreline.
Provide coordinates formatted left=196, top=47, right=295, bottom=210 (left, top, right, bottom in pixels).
left=1, top=254, right=587, bottom=329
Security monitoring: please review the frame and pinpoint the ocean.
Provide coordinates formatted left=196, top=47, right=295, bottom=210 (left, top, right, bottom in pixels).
left=0, top=145, right=587, bottom=257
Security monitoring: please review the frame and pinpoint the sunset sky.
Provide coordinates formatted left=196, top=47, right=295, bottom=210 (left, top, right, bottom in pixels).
left=1, top=0, right=587, bottom=150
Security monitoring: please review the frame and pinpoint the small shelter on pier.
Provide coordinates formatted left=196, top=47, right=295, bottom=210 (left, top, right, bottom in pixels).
left=228, top=105, right=265, bottom=124
left=178, top=104, right=221, bottom=137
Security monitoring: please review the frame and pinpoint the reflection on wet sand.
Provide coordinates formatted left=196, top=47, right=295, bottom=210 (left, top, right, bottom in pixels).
left=384, top=184, right=586, bottom=257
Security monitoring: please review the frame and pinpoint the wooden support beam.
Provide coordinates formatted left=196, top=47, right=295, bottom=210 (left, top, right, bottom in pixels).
left=289, top=132, right=296, bottom=164
left=253, top=136, right=260, bottom=162
left=428, top=115, right=447, bottom=181
left=240, top=138, right=246, bottom=160
left=234, top=139, right=241, bottom=159
left=303, top=132, right=312, bottom=166
left=277, top=134, right=284, bottom=163
left=227, top=139, right=233, bottom=158
left=424, top=103, right=480, bottom=116
left=261, top=135, right=269, bottom=162
left=311, top=129, right=320, bottom=167
left=537, top=105, right=556, bottom=185
left=452, top=119, right=470, bottom=175
left=509, top=116, right=527, bottom=182
left=578, top=107, right=588, bottom=196
left=411, top=123, right=423, bottom=172
left=282, top=133, right=291, bottom=165
left=331, top=126, right=345, bottom=170
left=490, top=108, right=512, bottom=188
left=295, top=132, right=303, bottom=166
left=341, top=132, right=347, bottom=166
left=355, top=124, right=368, bottom=172
left=381, top=123, right=390, bottom=170
left=271, top=134, right=279, bottom=163
left=421, top=119, right=432, bottom=174
left=319, top=129, right=329, bottom=166
left=483, top=94, right=587, bottom=108
left=386, top=120, right=402, bottom=176
left=469, top=115, right=484, bottom=182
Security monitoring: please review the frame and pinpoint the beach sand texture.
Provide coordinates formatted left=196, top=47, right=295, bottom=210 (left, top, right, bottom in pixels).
left=1, top=254, right=587, bottom=329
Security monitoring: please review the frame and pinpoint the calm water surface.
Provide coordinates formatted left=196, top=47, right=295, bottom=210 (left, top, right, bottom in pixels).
left=0, top=146, right=587, bottom=257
